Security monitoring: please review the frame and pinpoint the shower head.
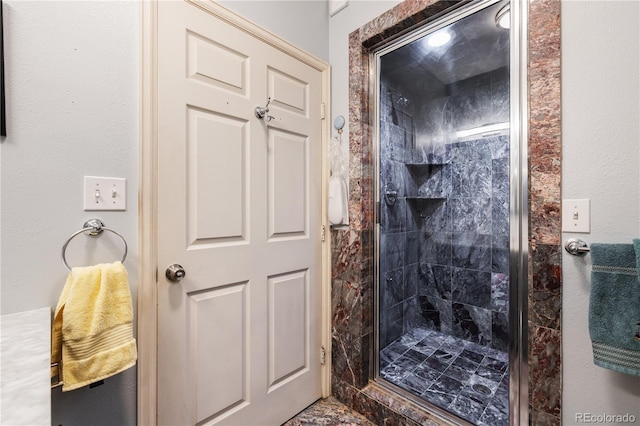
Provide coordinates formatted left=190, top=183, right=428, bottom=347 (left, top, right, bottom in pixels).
left=387, top=89, right=409, bottom=107
left=396, top=96, right=409, bottom=106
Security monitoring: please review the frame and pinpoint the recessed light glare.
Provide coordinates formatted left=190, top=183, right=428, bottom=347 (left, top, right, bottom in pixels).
left=496, top=6, right=510, bottom=29
left=427, top=30, right=452, bottom=47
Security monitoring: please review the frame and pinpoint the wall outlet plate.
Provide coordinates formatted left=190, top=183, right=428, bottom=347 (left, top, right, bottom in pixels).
left=84, top=176, right=126, bottom=211
left=562, top=199, right=590, bottom=233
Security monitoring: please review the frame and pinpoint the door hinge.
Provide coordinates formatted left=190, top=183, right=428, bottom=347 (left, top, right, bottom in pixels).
left=321, top=225, right=326, bottom=242
left=320, top=345, right=326, bottom=366
left=320, top=103, right=326, bottom=120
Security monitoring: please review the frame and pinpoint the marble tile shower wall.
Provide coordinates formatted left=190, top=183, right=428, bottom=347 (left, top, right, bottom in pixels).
left=379, top=80, right=417, bottom=348
left=379, top=69, right=510, bottom=353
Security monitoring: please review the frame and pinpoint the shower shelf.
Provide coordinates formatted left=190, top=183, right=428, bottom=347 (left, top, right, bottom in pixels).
left=405, top=197, right=446, bottom=201
left=404, top=162, right=448, bottom=168
left=404, top=163, right=448, bottom=181
left=405, top=197, right=446, bottom=220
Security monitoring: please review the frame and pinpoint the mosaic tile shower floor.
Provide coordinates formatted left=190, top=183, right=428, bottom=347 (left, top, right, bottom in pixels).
left=380, top=327, right=509, bottom=425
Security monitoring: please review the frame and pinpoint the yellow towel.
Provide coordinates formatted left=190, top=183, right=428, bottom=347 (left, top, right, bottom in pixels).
left=51, top=261, right=137, bottom=391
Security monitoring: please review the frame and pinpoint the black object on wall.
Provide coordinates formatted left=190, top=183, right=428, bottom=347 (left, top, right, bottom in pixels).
left=1, top=0, right=5, bottom=137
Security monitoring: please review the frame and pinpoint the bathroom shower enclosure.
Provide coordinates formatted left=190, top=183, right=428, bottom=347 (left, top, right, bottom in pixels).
left=374, top=0, right=524, bottom=424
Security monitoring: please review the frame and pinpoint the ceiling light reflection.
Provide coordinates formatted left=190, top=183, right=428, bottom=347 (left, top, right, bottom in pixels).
left=496, top=5, right=510, bottom=29
left=426, top=30, right=452, bottom=47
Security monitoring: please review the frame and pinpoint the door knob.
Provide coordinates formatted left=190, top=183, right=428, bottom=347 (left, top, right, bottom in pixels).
left=166, top=264, right=186, bottom=282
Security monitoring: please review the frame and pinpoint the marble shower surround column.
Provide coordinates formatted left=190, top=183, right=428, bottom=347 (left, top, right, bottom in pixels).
left=331, top=0, right=562, bottom=425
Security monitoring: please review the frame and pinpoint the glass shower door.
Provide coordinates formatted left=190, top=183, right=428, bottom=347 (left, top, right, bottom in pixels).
left=376, top=1, right=512, bottom=424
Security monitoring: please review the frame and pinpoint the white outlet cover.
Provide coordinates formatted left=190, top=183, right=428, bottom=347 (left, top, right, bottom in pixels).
left=562, top=199, right=590, bottom=233
left=84, top=176, right=126, bottom=211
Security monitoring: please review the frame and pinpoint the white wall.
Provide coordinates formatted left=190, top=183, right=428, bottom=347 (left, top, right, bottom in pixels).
left=1, top=0, right=139, bottom=314
left=328, top=0, right=401, bottom=149
left=220, top=0, right=330, bottom=62
left=1, top=1, right=139, bottom=425
left=561, top=0, right=640, bottom=423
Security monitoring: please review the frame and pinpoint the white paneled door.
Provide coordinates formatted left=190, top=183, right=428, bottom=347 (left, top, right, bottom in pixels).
left=156, top=1, right=324, bottom=424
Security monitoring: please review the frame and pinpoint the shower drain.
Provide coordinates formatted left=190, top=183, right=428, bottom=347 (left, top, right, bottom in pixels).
left=471, top=383, right=492, bottom=395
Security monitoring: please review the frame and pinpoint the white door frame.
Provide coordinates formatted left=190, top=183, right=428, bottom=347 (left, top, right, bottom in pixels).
left=138, top=1, right=332, bottom=424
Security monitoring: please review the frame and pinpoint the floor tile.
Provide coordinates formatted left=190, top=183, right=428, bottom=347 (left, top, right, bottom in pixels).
left=422, top=355, right=451, bottom=373
left=458, top=349, right=484, bottom=364
left=431, top=349, right=457, bottom=363
left=421, top=387, right=457, bottom=409
left=403, top=372, right=433, bottom=394
left=442, top=363, right=474, bottom=383
left=448, top=395, right=486, bottom=424
left=380, top=363, right=408, bottom=383
left=478, top=402, right=509, bottom=426
left=475, top=365, right=504, bottom=383
left=403, top=348, right=430, bottom=364
left=379, top=327, right=510, bottom=424
left=480, top=356, right=508, bottom=372
left=414, top=365, right=443, bottom=382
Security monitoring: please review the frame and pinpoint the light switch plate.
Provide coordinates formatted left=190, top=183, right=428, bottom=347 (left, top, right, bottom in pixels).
left=84, top=176, right=126, bottom=211
left=329, top=0, right=349, bottom=16
left=562, top=199, right=590, bottom=233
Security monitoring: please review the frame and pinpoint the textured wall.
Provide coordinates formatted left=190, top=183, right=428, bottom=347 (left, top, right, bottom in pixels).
left=1, top=1, right=139, bottom=424
left=220, top=0, right=329, bottom=62
left=561, top=0, right=640, bottom=423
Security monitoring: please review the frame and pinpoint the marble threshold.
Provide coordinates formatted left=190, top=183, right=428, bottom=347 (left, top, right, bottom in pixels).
left=284, top=396, right=376, bottom=426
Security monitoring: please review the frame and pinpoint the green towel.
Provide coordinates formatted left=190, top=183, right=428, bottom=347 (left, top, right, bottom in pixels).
left=589, top=240, right=640, bottom=376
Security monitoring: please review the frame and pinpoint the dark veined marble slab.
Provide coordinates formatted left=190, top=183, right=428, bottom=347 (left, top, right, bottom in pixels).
left=283, top=397, right=376, bottom=426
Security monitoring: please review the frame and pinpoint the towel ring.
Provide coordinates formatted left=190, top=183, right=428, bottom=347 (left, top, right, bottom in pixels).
left=61, top=219, right=128, bottom=271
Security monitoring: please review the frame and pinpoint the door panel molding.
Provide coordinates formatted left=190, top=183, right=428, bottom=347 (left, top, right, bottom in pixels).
left=139, top=2, right=330, bottom=425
